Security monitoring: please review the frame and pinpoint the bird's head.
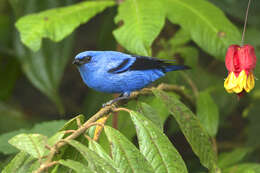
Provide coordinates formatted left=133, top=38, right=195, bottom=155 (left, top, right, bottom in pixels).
left=73, top=51, right=103, bottom=66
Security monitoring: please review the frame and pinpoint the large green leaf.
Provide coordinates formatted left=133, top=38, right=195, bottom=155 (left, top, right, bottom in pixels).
left=130, top=111, right=188, bottom=173
left=2, top=152, right=28, bottom=173
left=14, top=35, right=73, bottom=113
left=2, top=151, right=39, bottom=173
left=88, top=140, right=115, bottom=166
left=10, top=0, right=76, bottom=113
left=16, top=1, right=115, bottom=51
left=8, top=133, right=47, bottom=158
left=210, top=0, right=260, bottom=27
left=218, top=148, right=252, bottom=169
left=138, top=102, right=164, bottom=131
left=164, top=0, right=241, bottom=59
left=113, top=0, right=165, bottom=56
left=59, top=159, right=93, bottom=173
left=104, top=126, right=154, bottom=173
left=153, top=89, right=218, bottom=171
left=68, top=140, right=118, bottom=173
left=137, top=95, right=170, bottom=125
left=0, top=120, right=65, bottom=155
left=197, top=91, right=219, bottom=137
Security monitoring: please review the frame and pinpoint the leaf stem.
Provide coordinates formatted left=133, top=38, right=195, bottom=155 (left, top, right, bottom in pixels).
left=241, top=0, right=252, bottom=46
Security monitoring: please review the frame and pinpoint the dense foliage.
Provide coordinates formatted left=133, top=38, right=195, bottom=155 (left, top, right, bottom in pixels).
left=0, top=0, right=260, bottom=172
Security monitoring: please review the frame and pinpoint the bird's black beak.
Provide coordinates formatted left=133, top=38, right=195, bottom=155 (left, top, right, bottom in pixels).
left=72, top=59, right=81, bottom=66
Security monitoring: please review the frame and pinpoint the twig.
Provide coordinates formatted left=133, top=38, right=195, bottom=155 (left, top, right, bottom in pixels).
left=116, top=0, right=124, bottom=4
left=34, top=161, right=58, bottom=173
left=241, top=0, right=252, bottom=46
left=112, top=107, right=132, bottom=113
left=180, top=72, right=199, bottom=98
left=34, top=83, right=193, bottom=173
left=64, top=130, right=76, bottom=134
left=212, top=137, right=218, bottom=156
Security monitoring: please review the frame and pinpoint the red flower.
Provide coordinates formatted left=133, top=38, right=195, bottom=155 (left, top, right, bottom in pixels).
left=224, top=44, right=257, bottom=95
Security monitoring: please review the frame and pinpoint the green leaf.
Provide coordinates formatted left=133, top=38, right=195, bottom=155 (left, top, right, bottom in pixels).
left=10, top=0, right=75, bottom=114
left=153, top=89, right=217, bottom=170
left=8, top=133, right=47, bottom=158
left=210, top=0, right=260, bottom=26
left=138, top=95, right=170, bottom=124
left=2, top=152, right=28, bottom=173
left=16, top=1, right=115, bottom=51
left=30, top=120, right=66, bottom=136
left=88, top=140, right=115, bottom=166
left=130, top=111, right=188, bottom=173
left=223, top=163, right=260, bottom=173
left=45, top=131, right=65, bottom=153
left=67, top=139, right=118, bottom=173
left=2, top=151, right=39, bottom=173
left=218, top=148, right=252, bottom=169
left=60, top=114, right=84, bottom=131
left=197, top=91, right=219, bottom=137
left=164, top=0, right=241, bottom=59
left=15, top=35, right=73, bottom=114
left=0, top=120, right=65, bottom=155
left=51, top=115, right=87, bottom=173
left=113, top=0, right=165, bottom=55
left=59, top=159, right=93, bottom=173
left=104, top=126, right=154, bottom=173
left=138, top=102, right=164, bottom=131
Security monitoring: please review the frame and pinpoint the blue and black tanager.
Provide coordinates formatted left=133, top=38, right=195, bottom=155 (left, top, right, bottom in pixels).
left=73, top=51, right=190, bottom=106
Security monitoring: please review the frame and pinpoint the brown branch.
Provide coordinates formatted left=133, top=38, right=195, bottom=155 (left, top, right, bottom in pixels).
left=34, top=161, right=58, bottom=173
left=34, top=83, right=193, bottom=173
left=116, top=0, right=124, bottom=4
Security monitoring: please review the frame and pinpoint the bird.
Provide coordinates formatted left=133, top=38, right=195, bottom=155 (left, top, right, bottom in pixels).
left=73, top=51, right=190, bottom=107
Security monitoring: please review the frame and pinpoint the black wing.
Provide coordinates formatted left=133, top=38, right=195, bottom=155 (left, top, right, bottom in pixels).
left=107, top=55, right=182, bottom=74
left=128, top=55, right=174, bottom=72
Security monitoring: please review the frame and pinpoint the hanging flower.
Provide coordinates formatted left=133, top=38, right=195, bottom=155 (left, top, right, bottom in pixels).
left=224, top=44, right=257, bottom=96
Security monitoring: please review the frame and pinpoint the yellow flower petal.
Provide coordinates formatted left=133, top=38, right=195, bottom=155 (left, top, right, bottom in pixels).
left=224, top=70, right=255, bottom=94
left=224, top=72, right=237, bottom=91
left=233, top=70, right=247, bottom=93
left=244, top=72, right=255, bottom=92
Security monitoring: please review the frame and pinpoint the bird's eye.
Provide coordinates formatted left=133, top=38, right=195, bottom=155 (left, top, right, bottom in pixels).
left=83, top=56, right=92, bottom=63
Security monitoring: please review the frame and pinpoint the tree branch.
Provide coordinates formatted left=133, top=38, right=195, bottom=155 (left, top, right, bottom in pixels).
left=34, top=83, right=193, bottom=173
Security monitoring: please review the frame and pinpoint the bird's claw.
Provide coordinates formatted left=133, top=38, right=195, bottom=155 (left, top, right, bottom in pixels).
left=102, top=100, right=114, bottom=108
left=102, top=93, right=130, bottom=107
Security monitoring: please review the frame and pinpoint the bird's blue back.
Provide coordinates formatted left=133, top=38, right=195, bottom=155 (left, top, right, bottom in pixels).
left=75, top=51, right=188, bottom=94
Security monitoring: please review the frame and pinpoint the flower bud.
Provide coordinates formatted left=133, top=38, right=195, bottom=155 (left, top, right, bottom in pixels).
left=224, top=44, right=257, bottom=95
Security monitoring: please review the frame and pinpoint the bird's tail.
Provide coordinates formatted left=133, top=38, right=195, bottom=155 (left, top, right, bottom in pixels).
left=164, top=65, right=191, bottom=73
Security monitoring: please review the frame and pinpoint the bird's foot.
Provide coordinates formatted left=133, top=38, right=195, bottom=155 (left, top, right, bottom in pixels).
left=102, top=100, right=114, bottom=107
left=102, top=92, right=130, bottom=107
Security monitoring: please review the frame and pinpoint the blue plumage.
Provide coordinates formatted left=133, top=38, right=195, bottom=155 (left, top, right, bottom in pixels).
left=73, top=51, right=189, bottom=106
